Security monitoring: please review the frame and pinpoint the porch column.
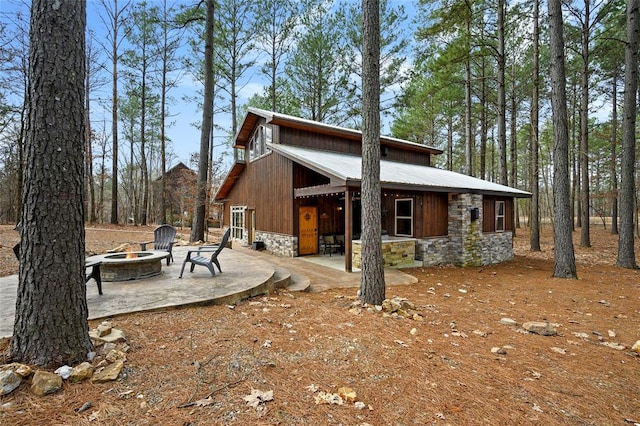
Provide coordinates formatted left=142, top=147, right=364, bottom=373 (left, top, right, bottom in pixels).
left=344, top=189, right=353, bottom=272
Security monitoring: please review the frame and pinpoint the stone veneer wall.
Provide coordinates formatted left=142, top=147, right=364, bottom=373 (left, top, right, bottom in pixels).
left=415, top=236, right=451, bottom=266
left=352, top=239, right=416, bottom=269
left=480, top=232, right=513, bottom=264
left=415, top=193, right=514, bottom=267
left=253, top=231, right=297, bottom=257
left=449, top=193, right=484, bottom=267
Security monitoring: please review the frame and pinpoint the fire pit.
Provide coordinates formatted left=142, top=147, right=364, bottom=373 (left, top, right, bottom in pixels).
left=97, top=251, right=169, bottom=282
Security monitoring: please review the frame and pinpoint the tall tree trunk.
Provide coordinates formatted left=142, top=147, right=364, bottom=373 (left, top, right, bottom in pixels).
left=447, top=112, right=453, bottom=171
left=611, top=69, right=619, bottom=235
left=17, top=70, right=27, bottom=224
left=571, top=81, right=579, bottom=230
left=530, top=0, right=541, bottom=251
left=140, top=34, right=148, bottom=226
left=110, top=0, right=121, bottom=225
left=360, top=0, right=385, bottom=305
left=129, top=133, right=136, bottom=225
left=480, top=57, right=487, bottom=180
left=85, top=43, right=96, bottom=223
left=464, top=12, right=473, bottom=176
left=579, top=0, right=591, bottom=247
left=464, top=65, right=473, bottom=176
left=497, top=0, right=507, bottom=185
left=140, top=80, right=148, bottom=226
left=191, top=0, right=215, bottom=242
left=548, top=0, right=577, bottom=279
left=510, top=63, right=518, bottom=232
left=159, top=0, right=169, bottom=225
left=11, top=0, right=93, bottom=367
left=617, top=0, right=639, bottom=268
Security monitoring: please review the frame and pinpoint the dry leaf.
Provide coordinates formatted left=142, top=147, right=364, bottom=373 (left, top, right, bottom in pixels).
left=338, top=386, right=356, bottom=402
left=193, top=396, right=215, bottom=407
left=243, top=389, right=273, bottom=408
left=314, top=391, right=343, bottom=405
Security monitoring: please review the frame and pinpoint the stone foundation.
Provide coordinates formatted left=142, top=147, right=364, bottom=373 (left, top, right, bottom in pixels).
left=253, top=231, right=297, bottom=257
left=416, top=236, right=451, bottom=266
left=352, top=238, right=416, bottom=269
left=416, top=233, right=513, bottom=267
left=480, top=232, right=513, bottom=264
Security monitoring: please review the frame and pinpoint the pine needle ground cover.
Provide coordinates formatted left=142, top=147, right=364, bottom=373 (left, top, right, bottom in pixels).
left=0, top=225, right=638, bottom=425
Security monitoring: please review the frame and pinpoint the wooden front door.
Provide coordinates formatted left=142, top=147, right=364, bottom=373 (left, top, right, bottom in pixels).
left=298, top=206, right=318, bottom=255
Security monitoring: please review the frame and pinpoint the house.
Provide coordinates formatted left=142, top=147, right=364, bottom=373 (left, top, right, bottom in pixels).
left=154, top=162, right=197, bottom=226
left=214, top=108, right=531, bottom=272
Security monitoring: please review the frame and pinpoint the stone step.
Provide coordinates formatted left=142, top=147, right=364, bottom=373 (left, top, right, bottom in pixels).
left=272, top=265, right=311, bottom=292
left=286, top=272, right=311, bottom=292
left=272, top=266, right=291, bottom=289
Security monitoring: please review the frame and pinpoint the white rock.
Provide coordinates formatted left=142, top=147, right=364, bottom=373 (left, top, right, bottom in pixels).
left=500, top=318, right=517, bottom=326
left=523, top=321, right=557, bottom=336
left=631, top=340, right=640, bottom=353
left=0, top=369, right=22, bottom=396
left=491, top=347, right=507, bottom=355
left=54, top=365, right=73, bottom=380
left=600, top=342, right=625, bottom=350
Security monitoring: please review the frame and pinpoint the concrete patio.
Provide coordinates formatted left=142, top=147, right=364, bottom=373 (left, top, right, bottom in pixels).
left=0, top=244, right=418, bottom=338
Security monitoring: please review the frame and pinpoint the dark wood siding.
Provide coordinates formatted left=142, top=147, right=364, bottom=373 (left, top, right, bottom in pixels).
left=380, top=191, right=448, bottom=237
left=225, top=152, right=294, bottom=235
left=421, top=192, right=449, bottom=237
left=280, top=127, right=361, bottom=154
left=293, top=163, right=330, bottom=188
left=483, top=196, right=513, bottom=232
left=483, top=197, right=496, bottom=232
left=278, top=127, right=431, bottom=166
left=385, top=149, right=431, bottom=166
left=505, top=198, right=514, bottom=230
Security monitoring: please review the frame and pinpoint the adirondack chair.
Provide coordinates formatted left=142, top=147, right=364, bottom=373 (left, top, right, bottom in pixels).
left=179, top=228, right=231, bottom=278
left=141, top=224, right=177, bottom=265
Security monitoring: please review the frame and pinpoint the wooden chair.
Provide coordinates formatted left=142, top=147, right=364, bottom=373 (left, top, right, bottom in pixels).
left=141, top=224, right=177, bottom=265
left=179, top=228, right=231, bottom=278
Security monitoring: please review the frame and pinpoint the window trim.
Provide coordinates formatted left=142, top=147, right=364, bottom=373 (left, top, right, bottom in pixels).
left=395, top=198, right=414, bottom=237
left=495, top=200, right=505, bottom=232
left=231, top=205, right=246, bottom=240
left=248, top=125, right=272, bottom=162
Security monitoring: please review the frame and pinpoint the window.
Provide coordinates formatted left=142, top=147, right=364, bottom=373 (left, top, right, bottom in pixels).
left=495, top=200, right=505, bottom=232
left=231, top=206, right=246, bottom=240
left=395, top=199, right=413, bottom=236
left=248, top=125, right=272, bottom=161
left=235, top=147, right=245, bottom=163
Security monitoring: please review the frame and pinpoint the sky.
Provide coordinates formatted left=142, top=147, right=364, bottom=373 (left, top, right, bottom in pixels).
left=1, top=0, right=417, bottom=173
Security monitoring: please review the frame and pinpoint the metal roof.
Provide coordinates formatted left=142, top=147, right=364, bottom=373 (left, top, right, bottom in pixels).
left=270, top=144, right=531, bottom=198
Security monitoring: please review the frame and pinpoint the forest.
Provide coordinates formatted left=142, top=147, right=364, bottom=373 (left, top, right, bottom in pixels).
left=0, top=0, right=637, bottom=249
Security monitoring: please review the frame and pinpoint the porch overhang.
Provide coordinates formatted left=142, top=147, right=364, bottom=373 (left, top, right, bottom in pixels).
left=294, top=185, right=348, bottom=198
